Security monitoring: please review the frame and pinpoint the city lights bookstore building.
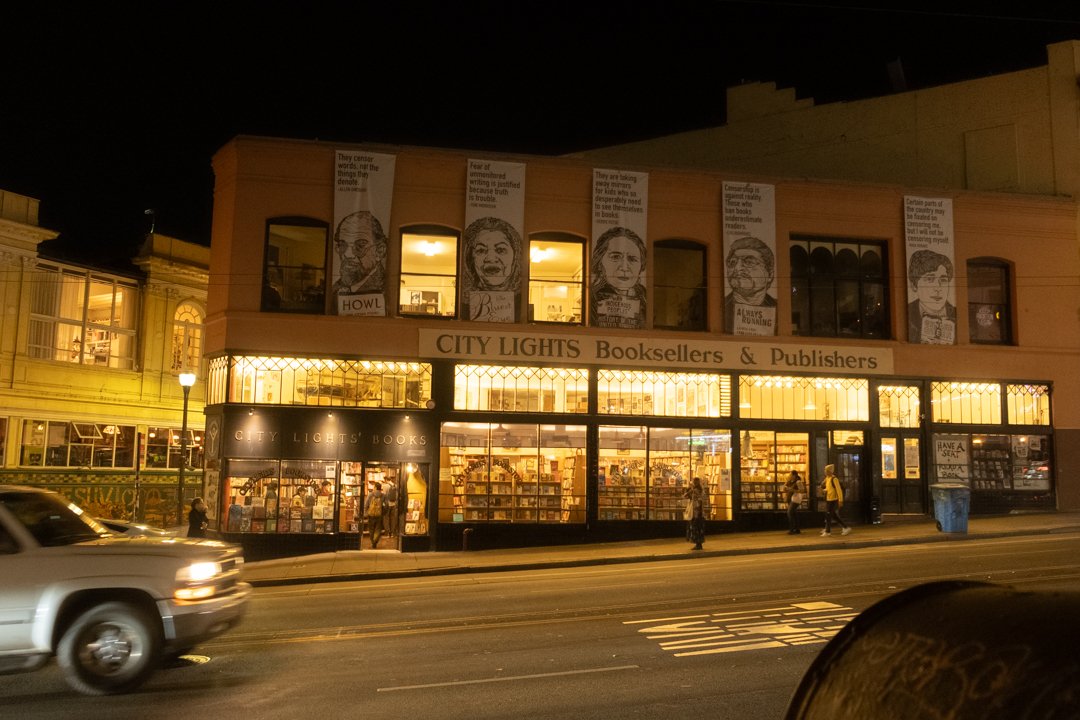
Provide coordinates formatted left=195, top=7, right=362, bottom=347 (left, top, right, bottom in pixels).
left=203, top=136, right=1079, bottom=557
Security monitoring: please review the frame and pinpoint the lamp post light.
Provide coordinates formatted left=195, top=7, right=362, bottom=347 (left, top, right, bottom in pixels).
left=178, top=372, right=196, bottom=526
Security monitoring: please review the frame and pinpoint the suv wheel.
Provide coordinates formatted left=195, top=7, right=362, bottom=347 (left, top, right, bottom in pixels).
left=57, top=601, right=162, bottom=695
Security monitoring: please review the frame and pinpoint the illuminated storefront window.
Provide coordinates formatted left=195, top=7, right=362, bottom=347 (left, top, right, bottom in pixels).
left=227, top=356, right=431, bottom=408
left=739, top=376, right=869, bottom=421
left=878, top=385, right=921, bottom=428
left=439, top=423, right=586, bottom=523
left=207, top=356, right=229, bottom=405
left=597, top=370, right=731, bottom=418
left=453, top=365, right=588, bottom=412
left=21, top=420, right=136, bottom=468
left=932, top=433, right=1051, bottom=492
left=930, top=382, right=1001, bottom=424
left=739, top=431, right=809, bottom=511
left=598, top=426, right=732, bottom=521
left=1007, top=385, right=1050, bottom=426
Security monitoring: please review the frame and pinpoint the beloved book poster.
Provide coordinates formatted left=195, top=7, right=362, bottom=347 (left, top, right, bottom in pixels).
left=904, top=196, right=956, bottom=345
left=332, top=149, right=396, bottom=316
left=722, top=182, right=776, bottom=336
left=590, top=168, right=649, bottom=329
left=461, top=159, right=525, bottom=322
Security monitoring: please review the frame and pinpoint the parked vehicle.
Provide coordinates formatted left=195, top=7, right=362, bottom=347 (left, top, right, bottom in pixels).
left=94, top=518, right=178, bottom=537
left=0, top=486, right=250, bottom=695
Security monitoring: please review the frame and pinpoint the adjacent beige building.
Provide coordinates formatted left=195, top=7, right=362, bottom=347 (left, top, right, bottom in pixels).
left=0, top=189, right=209, bottom=526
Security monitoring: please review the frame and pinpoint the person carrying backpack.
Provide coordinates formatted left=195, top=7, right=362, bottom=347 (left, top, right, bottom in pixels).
left=364, top=483, right=385, bottom=548
left=819, top=464, right=851, bottom=537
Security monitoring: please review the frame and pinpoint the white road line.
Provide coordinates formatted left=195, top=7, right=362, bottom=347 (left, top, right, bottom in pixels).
left=376, top=665, right=640, bottom=692
left=675, top=641, right=786, bottom=656
left=623, top=614, right=709, bottom=625
left=647, top=629, right=732, bottom=639
left=712, top=607, right=790, bottom=616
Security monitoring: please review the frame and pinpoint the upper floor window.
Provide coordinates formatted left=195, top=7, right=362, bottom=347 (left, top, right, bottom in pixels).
left=147, top=427, right=204, bottom=470
left=791, top=237, right=888, bottom=339
left=967, top=258, right=1012, bottom=345
left=653, top=240, right=706, bottom=331
left=262, top=218, right=328, bottom=314
left=171, top=302, right=203, bottom=373
left=400, top=225, right=459, bottom=317
left=28, top=264, right=138, bottom=370
left=20, top=420, right=135, bottom=468
left=528, top=233, right=584, bottom=324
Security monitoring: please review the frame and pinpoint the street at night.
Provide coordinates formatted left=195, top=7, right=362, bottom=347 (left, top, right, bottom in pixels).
left=4, top=533, right=1078, bottom=719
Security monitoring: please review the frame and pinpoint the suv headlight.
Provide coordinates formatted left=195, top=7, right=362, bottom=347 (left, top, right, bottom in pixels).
left=175, top=562, right=222, bottom=600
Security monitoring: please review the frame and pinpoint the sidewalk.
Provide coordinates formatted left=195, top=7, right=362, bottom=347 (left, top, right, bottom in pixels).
left=239, top=512, right=1080, bottom=588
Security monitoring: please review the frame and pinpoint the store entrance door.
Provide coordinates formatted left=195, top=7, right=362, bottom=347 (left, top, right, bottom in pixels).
left=830, top=446, right=865, bottom=525
left=880, top=435, right=925, bottom=514
left=361, top=463, right=402, bottom=550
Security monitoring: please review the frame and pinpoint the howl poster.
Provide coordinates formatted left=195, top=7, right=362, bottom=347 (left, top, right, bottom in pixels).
left=461, top=159, right=525, bottom=322
left=590, top=168, right=649, bottom=329
left=332, top=149, right=396, bottom=316
left=723, top=182, right=777, bottom=336
left=904, top=196, right=956, bottom=345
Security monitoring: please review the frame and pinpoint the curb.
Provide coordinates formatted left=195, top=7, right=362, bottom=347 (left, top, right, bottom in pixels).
left=245, top=524, right=1080, bottom=588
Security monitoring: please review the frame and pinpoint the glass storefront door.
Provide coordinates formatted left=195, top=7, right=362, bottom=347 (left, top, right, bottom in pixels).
left=339, top=461, right=430, bottom=550
left=880, top=434, right=924, bottom=514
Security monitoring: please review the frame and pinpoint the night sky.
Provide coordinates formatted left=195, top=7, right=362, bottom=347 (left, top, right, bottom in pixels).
left=2, top=2, right=1078, bottom=270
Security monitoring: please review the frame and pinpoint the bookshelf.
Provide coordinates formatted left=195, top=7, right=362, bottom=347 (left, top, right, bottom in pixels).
left=598, top=455, right=646, bottom=520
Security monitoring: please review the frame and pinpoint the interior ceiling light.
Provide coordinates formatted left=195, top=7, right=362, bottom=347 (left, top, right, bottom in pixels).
left=530, top=247, right=548, bottom=262
left=423, top=241, right=439, bottom=256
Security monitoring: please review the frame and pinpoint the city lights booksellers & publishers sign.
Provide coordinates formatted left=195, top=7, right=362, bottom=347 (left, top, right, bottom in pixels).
left=418, top=330, right=894, bottom=374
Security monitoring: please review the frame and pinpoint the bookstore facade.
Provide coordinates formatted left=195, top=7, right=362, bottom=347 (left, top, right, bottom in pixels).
left=202, top=136, right=1079, bottom=557
left=204, top=332, right=1055, bottom=554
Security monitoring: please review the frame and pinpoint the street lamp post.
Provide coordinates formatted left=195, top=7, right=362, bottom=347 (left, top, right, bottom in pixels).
left=178, top=372, right=196, bottom=527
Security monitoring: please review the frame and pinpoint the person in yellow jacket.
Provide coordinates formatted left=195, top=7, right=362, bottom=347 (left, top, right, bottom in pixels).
left=820, top=464, right=851, bottom=537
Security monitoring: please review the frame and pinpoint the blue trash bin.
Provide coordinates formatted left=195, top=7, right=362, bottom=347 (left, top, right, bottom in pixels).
left=930, top=483, right=971, bottom=533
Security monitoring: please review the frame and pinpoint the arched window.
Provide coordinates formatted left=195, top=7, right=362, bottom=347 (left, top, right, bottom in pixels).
left=653, top=239, right=706, bottom=331
left=399, top=224, right=460, bottom=317
left=528, top=232, right=585, bottom=324
left=967, top=258, right=1012, bottom=344
left=171, top=302, right=203, bottom=373
left=263, top=217, right=329, bottom=314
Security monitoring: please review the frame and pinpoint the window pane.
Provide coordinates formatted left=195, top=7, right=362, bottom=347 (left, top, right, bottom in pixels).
left=648, top=428, right=691, bottom=520
left=400, top=232, right=457, bottom=316
left=540, top=425, right=587, bottom=524
left=597, top=370, right=730, bottom=418
left=654, top=244, right=705, bottom=331
left=86, top=279, right=115, bottom=327
left=441, top=422, right=492, bottom=523
left=453, top=365, right=588, bottom=413
left=598, top=426, right=647, bottom=521
left=968, top=261, right=1010, bottom=345
left=931, top=382, right=1002, bottom=424
left=265, top=223, right=328, bottom=313
left=792, top=237, right=889, bottom=339
left=878, top=385, right=921, bottom=428
left=740, top=376, right=869, bottom=422
left=1007, top=385, right=1050, bottom=426
left=836, top=280, right=860, bottom=337
left=529, top=238, right=583, bottom=324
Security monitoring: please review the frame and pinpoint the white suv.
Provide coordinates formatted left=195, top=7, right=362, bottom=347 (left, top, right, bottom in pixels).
left=0, top=486, right=251, bottom=695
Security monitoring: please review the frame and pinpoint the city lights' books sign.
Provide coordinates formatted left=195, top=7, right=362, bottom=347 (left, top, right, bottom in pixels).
left=418, top=329, right=893, bottom=374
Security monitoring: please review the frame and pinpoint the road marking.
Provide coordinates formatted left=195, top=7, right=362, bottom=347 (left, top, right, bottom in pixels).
left=630, top=601, right=857, bottom=658
left=376, top=665, right=639, bottom=691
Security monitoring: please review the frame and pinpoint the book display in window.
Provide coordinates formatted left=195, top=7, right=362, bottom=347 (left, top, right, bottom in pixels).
left=598, top=457, right=646, bottom=520
left=970, top=435, right=1010, bottom=491
left=648, top=451, right=689, bottom=521
left=560, top=453, right=586, bottom=523
left=739, top=431, right=778, bottom=510
left=340, top=461, right=363, bottom=532
left=698, top=431, right=733, bottom=521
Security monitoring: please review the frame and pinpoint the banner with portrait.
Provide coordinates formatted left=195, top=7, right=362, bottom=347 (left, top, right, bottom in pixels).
left=904, top=196, right=956, bottom=345
left=590, top=168, right=649, bottom=329
left=461, top=159, right=525, bottom=322
left=332, top=150, right=396, bottom=316
left=722, top=182, right=777, bottom=336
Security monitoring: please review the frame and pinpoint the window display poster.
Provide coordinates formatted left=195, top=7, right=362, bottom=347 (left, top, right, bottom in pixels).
left=934, top=434, right=970, bottom=482
left=1012, top=435, right=1051, bottom=490
left=462, top=159, right=525, bottom=323
left=723, top=182, right=777, bottom=336
left=904, top=196, right=956, bottom=345
left=204, top=470, right=219, bottom=521
left=591, top=168, right=648, bottom=329
left=332, top=150, right=396, bottom=316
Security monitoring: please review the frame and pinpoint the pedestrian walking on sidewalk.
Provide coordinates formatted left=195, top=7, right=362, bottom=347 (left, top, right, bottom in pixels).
left=819, top=464, right=851, bottom=537
left=364, top=483, right=385, bottom=549
left=784, top=471, right=803, bottom=535
left=684, top=477, right=708, bottom=550
left=187, top=497, right=209, bottom=538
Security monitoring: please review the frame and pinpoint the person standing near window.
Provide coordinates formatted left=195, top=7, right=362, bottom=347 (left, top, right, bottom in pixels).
left=187, top=498, right=209, bottom=538
left=784, top=471, right=803, bottom=535
left=683, top=477, right=708, bottom=551
left=819, top=465, right=851, bottom=537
